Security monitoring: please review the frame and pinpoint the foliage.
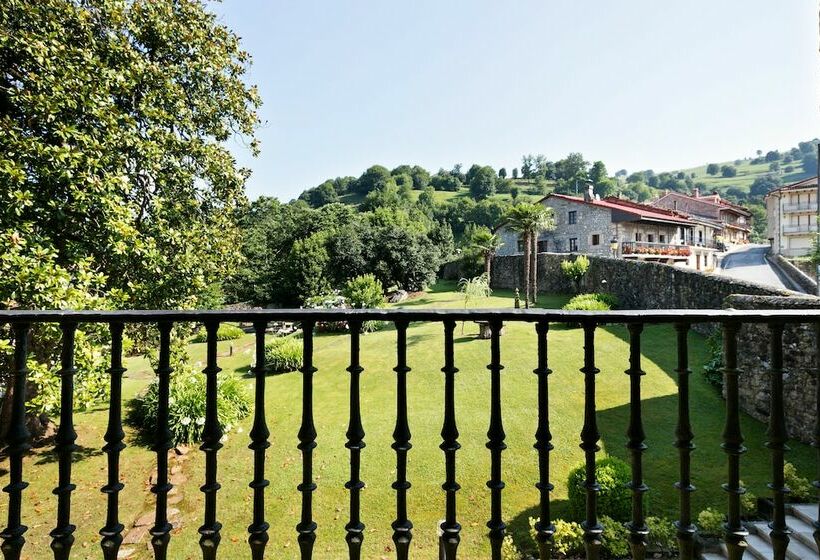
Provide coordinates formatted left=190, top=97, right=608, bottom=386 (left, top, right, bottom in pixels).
left=500, top=534, right=522, bottom=560
left=538, top=518, right=584, bottom=557
left=264, top=337, right=303, bottom=374
left=784, top=462, right=813, bottom=502
left=283, top=233, right=331, bottom=303
left=560, top=255, right=590, bottom=292
left=600, top=515, right=630, bottom=558
left=342, top=274, right=385, bottom=309
left=721, top=165, right=737, bottom=177
left=697, top=508, right=725, bottom=537
left=468, top=165, right=497, bottom=200
left=458, top=275, right=492, bottom=308
left=739, top=480, right=757, bottom=516
left=467, top=226, right=504, bottom=276
left=562, top=292, right=618, bottom=312
left=190, top=324, right=245, bottom=343
left=646, top=516, right=677, bottom=552
left=568, top=456, right=632, bottom=522
left=701, top=332, right=724, bottom=389
left=127, top=343, right=251, bottom=446
left=354, top=165, right=394, bottom=194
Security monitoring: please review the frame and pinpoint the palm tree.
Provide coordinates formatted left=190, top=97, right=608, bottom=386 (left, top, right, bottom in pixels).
left=469, top=227, right=504, bottom=279
left=503, top=203, right=555, bottom=307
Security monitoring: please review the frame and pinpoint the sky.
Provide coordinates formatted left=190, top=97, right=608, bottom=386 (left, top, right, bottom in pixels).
left=212, top=0, right=820, bottom=201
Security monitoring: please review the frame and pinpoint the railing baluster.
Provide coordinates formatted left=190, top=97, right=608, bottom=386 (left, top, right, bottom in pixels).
left=248, top=321, right=270, bottom=560
left=580, top=320, right=602, bottom=560
left=296, top=320, right=317, bottom=559
left=625, top=323, right=648, bottom=560
left=199, top=321, right=223, bottom=558
left=486, top=319, right=506, bottom=560
left=0, top=322, right=31, bottom=560
left=439, top=319, right=461, bottom=559
left=150, top=321, right=174, bottom=559
left=50, top=321, right=78, bottom=560
left=814, top=321, right=820, bottom=552
left=673, top=323, right=696, bottom=560
left=100, top=322, right=126, bottom=560
left=392, top=320, right=413, bottom=559
left=766, top=322, right=791, bottom=559
left=532, top=321, right=554, bottom=560
left=722, top=322, right=748, bottom=560
left=345, top=320, right=366, bottom=559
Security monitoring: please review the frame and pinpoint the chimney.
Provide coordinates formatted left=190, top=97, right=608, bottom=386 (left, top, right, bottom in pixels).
left=584, top=182, right=594, bottom=202
left=693, top=187, right=700, bottom=198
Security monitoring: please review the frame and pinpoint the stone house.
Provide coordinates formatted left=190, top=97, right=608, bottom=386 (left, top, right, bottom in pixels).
left=651, top=188, right=752, bottom=246
left=495, top=186, right=719, bottom=270
left=766, top=177, right=818, bottom=257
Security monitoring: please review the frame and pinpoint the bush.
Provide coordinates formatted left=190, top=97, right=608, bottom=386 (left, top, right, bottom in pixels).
left=343, top=274, right=385, bottom=308
left=784, top=462, right=813, bottom=502
left=560, top=255, right=590, bottom=292
left=646, top=516, right=677, bottom=552
left=568, top=456, right=632, bottom=522
left=562, top=292, right=619, bottom=312
left=127, top=343, right=251, bottom=446
left=548, top=519, right=585, bottom=557
left=264, top=337, right=303, bottom=373
left=740, top=480, right=757, bottom=516
left=601, top=515, right=629, bottom=558
left=500, top=534, right=522, bottom=560
left=697, top=508, right=725, bottom=537
left=701, top=332, right=723, bottom=389
left=190, top=323, right=245, bottom=343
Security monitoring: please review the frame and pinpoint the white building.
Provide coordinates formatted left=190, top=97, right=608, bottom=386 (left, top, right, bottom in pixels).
left=766, top=177, right=818, bottom=257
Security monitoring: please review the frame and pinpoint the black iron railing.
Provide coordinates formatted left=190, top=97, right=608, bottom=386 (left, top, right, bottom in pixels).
left=0, top=308, right=818, bottom=560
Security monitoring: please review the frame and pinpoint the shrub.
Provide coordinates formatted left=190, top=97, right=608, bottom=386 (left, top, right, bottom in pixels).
left=601, top=515, right=629, bottom=558
left=784, top=462, right=813, bottom=502
left=562, top=292, right=619, bottom=312
left=560, top=255, right=590, bottom=292
left=343, top=274, right=385, bottom=309
left=701, top=332, right=723, bottom=389
left=646, top=516, right=677, bottom=552
left=568, top=457, right=632, bottom=522
left=127, top=343, right=251, bottom=446
left=697, top=508, right=725, bottom=537
left=740, top=480, right=757, bottom=516
left=190, top=323, right=245, bottom=343
left=548, top=519, right=584, bottom=557
left=500, top=534, right=522, bottom=560
left=264, top=337, right=303, bottom=373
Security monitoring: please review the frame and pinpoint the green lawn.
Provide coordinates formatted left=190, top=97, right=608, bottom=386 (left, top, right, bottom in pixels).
left=4, top=284, right=815, bottom=559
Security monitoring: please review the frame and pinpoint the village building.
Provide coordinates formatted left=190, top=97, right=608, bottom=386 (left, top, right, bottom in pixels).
left=651, top=188, right=752, bottom=246
left=766, top=176, right=819, bottom=257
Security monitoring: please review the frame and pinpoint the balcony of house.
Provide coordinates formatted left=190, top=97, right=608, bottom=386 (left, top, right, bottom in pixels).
left=621, top=241, right=691, bottom=261
left=783, top=202, right=818, bottom=213
left=783, top=223, right=818, bottom=235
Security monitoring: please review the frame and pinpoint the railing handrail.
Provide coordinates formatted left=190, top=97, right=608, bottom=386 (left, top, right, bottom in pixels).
left=0, top=307, right=817, bottom=323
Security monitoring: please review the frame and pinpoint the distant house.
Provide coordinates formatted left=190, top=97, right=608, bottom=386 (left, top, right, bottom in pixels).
left=495, top=185, right=719, bottom=270
left=766, top=177, right=818, bottom=257
left=651, top=188, right=752, bottom=246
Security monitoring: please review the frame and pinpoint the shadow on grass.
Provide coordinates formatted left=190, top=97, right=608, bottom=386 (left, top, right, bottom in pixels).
left=34, top=444, right=103, bottom=465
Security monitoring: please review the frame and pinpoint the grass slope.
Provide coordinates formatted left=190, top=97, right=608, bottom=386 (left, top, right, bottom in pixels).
left=4, top=284, right=814, bottom=559
left=670, top=158, right=812, bottom=192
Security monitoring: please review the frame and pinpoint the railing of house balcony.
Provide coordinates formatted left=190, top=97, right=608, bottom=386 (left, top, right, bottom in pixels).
left=621, top=241, right=691, bottom=257
left=783, top=203, right=817, bottom=213
left=1, top=308, right=819, bottom=560
left=783, top=223, right=818, bottom=234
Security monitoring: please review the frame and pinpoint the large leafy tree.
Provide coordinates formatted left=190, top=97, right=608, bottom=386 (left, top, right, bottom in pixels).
left=0, top=0, right=260, bottom=431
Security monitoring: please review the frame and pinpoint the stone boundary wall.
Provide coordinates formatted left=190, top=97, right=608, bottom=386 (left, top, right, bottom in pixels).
left=771, top=253, right=817, bottom=294
left=492, top=253, right=797, bottom=309
left=724, top=295, right=819, bottom=444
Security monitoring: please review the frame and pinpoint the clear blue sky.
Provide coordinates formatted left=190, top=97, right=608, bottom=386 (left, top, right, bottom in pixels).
left=212, top=0, right=820, bottom=201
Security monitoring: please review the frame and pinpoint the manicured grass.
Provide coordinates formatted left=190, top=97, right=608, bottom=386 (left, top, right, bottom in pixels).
left=3, top=285, right=815, bottom=559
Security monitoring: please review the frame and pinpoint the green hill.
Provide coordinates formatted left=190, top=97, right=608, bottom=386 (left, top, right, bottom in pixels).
left=666, top=152, right=815, bottom=193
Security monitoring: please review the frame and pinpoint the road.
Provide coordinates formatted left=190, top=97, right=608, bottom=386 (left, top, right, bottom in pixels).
left=719, top=244, right=791, bottom=290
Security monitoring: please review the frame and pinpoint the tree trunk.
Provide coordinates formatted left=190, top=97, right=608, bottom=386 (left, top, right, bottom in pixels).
left=531, top=233, right=538, bottom=306
left=523, top=232, right=531, bottom=308
left=484, top=251, right=492, bottom=279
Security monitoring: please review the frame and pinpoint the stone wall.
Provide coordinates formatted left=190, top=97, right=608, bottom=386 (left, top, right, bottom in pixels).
left=724, top=295, right=819, bottom=444
left=492, top=252, right=796, bottom=309
left=772, top=254, right=817, bottom=294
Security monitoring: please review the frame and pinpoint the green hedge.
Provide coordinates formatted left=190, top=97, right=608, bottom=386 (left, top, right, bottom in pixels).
left=562, top=292, right=619, bottom=311
left=567, top=456, right=632, bottom=522
left=191, top=323, right=246, bottom=343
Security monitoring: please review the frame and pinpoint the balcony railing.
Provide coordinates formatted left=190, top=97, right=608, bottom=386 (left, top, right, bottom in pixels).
left=0, top=308, right=818, bottom=560
left=783, top=223, right=818, bottom=234
left=783, top=203, right=817, bottom=213
left=621, top=241, right=691, bottom=257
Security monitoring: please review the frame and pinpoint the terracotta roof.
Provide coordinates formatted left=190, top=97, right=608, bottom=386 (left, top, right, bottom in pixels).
left=653, top=191, right=752, bottom=216
left=545, top=193, right=694, bottom=225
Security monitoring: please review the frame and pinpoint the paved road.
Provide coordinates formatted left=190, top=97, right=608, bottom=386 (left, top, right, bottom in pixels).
left=719, top=244, right=790, bottom=290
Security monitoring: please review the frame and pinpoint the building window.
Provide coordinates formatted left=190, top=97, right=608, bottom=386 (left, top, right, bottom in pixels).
left=635, top=232, right=643, bottom=242
left=568, top=211, right=577, bottom=225
left=659, top=234, right=666, bottom=243
left=647, top=234, right=654, bottom=243
left=591, top=234, right=600, bottom=246
left=569, top=238, right=578, bottom=252
left=537, top=240, right=549, bottom=252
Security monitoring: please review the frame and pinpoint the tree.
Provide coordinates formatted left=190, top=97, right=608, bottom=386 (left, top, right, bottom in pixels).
left=721, top=165, right=737, bottom=178
left=354, top=165, right=394, bottom=194
left=803, top=150, right=819, bottom=174
left=502, top=204, right=555, bottom=307
left=469, top=166, right=497, bottom=200
left=769, top=162, right=780, bottom=173
left=589, top=161, right=608, bottom=187
left=510, top=186, right=520, bottom=204
left=765, top=150, right=781, bottom=162
left=410, top=166, right=430, bottom=189
left=300, top=181, right=338, bottom=207
left=430, top=171, right=463, bottom=192
left=498, top=167, right=507, bottom=179
left=749, top=175, right=782, bottom=197
left=706, top=163, right=720, bottom=176
left=451, top=163, right=466, bottom=182
left=512, top=168, right=519, bottom=179
left=469, top=227, right=504, bottom=278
